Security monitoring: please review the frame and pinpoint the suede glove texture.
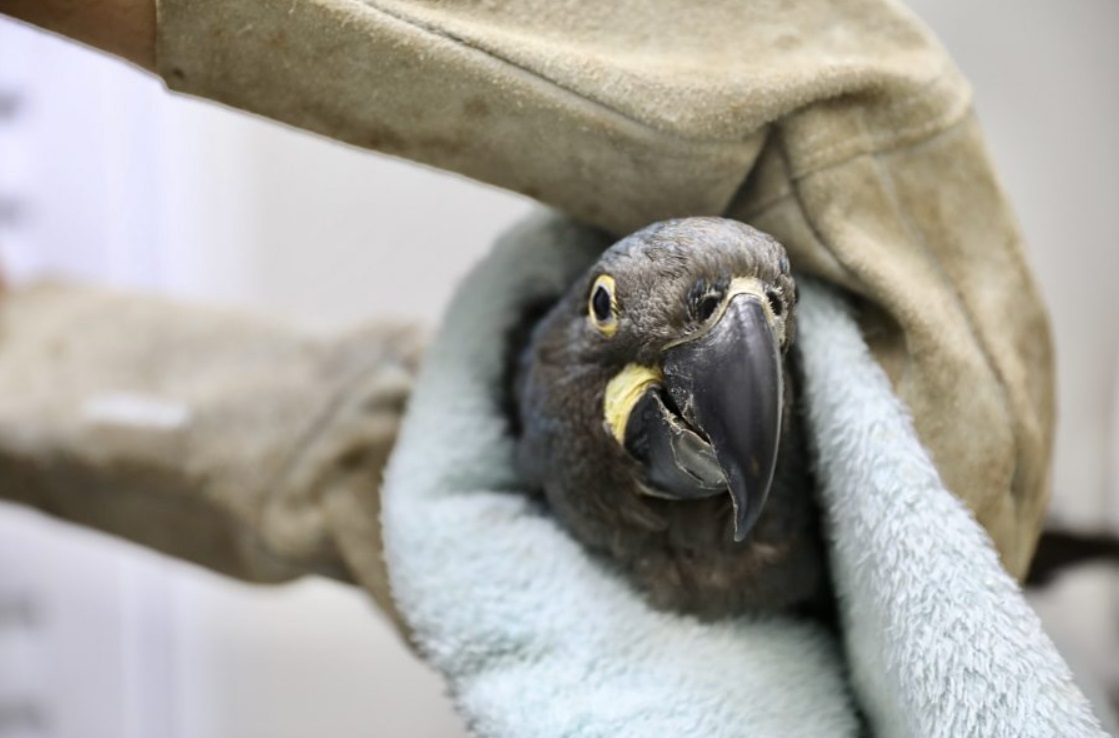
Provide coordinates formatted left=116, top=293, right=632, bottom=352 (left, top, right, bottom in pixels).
left=156, top=0, right=1053, bottom=576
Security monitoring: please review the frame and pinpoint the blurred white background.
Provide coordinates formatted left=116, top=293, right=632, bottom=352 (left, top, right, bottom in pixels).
left=0, top=1, right=1116, bottom=736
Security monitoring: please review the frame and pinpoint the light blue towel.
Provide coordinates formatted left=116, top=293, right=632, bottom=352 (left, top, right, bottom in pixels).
left=382, top=212, right=1111, bottom=738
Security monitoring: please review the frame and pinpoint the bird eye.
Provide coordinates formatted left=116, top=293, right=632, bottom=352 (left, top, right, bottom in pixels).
left=588, top=274, right=618, bottom=336
left=766, top=288, right=784, bottom=317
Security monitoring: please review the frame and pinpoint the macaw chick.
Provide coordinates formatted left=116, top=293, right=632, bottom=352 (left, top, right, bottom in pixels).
left=514, top=218, right=826, bottom=618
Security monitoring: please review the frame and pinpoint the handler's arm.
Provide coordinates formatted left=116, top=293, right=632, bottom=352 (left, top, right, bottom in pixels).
left=0, top=0, right=1052, bottom=584
left=0, top=283, right=418, bottom=627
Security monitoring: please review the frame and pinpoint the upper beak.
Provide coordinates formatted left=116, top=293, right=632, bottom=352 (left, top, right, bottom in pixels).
left=624, top=293, right=783, bottom=542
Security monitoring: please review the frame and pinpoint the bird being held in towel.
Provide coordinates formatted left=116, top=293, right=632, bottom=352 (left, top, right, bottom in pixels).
left=513, top=218, right=827, bottom=619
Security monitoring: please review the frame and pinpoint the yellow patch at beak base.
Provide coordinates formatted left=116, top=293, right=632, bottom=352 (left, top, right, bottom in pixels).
left=604, top=364, right=662, bottom=444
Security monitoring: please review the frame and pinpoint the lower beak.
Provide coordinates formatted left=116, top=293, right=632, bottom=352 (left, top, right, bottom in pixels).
left=624, top=294, right=783, bottom=542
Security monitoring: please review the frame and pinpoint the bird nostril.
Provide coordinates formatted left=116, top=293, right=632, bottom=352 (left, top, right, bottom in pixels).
left=697, top=295, right=720, bottom=323
left=766, top=289, right=783, bottom=317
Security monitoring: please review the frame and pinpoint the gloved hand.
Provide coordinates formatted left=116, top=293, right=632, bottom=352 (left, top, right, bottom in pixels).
left=382, top=211, right=1110, bottom=738
left=0, top=279, right=421, bottom=630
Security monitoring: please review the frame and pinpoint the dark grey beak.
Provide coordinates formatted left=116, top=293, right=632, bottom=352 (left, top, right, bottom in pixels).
left=624, top=294, right=783, bottom=542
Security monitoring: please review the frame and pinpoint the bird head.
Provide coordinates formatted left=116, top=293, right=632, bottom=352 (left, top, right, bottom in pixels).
left=524, top=217, right=797, bottom=544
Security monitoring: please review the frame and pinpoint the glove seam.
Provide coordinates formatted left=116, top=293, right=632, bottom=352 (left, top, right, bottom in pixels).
left=738, top=102, right=973, bottom=222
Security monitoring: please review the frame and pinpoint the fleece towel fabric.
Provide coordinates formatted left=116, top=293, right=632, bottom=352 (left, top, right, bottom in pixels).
left=382, top=212, right=1108, bottom=738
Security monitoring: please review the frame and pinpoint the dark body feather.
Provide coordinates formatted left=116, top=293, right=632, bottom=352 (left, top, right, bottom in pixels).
left=513, top=219, right=827, bottom=618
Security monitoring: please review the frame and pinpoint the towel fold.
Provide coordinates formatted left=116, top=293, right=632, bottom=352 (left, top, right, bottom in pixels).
left=382, top=211, right=1109, bottom=738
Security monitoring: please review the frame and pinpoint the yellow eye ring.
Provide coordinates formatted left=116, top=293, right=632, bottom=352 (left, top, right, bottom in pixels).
left=588, top=274, right=618, bottom=337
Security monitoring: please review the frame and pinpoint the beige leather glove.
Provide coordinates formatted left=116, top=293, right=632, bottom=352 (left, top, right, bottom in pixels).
left=0, top=283, right=420, bottom=628
left=152, top=0, right=1052, bottom=576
